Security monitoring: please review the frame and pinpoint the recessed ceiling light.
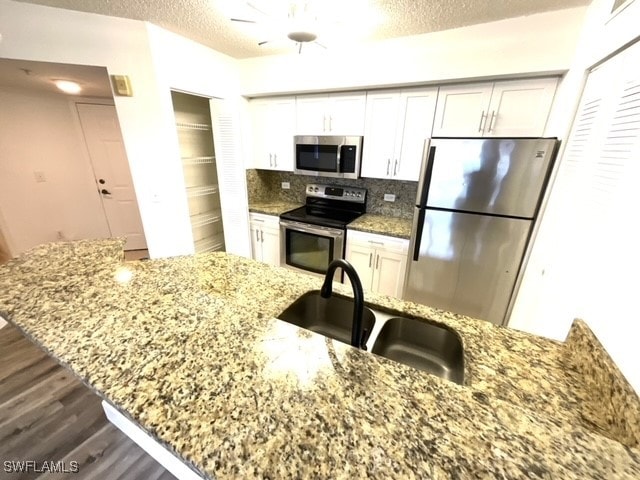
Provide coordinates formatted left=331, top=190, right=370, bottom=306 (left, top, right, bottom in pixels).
left=54, top=80, right=82, bottom=94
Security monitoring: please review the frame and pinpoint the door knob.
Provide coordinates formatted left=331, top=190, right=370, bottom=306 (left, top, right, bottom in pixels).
left=101, top=189, right=111, bottom=195
left=98, top=179, right=106, bottom=184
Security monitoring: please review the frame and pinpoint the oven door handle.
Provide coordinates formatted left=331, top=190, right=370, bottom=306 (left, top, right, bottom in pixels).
left=280, top=220, right=344, bottom=238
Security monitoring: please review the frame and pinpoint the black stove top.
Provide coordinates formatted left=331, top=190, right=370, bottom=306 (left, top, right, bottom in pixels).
left=280, top=183, right=367, bottom=229
left=280, top=205, right=362, bottom=229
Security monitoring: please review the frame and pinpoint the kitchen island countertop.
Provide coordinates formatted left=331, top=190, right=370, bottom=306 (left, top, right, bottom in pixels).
left=0, top=239, right=639, bottom=479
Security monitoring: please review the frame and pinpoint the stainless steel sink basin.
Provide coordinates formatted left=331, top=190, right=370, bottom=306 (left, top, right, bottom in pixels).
left=371, top=317, right=464, bottom=385
left=277, top=291, right=376, bottom=346
left=278, top=291, right=464, bottom=385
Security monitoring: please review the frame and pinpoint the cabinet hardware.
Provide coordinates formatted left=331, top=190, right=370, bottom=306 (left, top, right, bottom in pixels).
left=375, top=254, right=380, bottom=269
left=260, top=230, right=264, bottom=242
left=273, top=153, right=277, bottom=167
left=329, top=116, right=333, bottom=131
left=386, top=159, right=391, bottom=176
left=393, top=159, right=398, bottom=176
left=100, top=189, right=111, bottom=195
left=478, top=110, right=486, bottom=133
left=255, top=230, right=260, bottom=242
left=488, top=111, right=497, bottom=132
left=368, top=240, right=384, bottom=245
left=323, top=115, right=327, bottom=132
left=269, top=153, right=273, bottom=167
left=369, top=253, right=372, bottom=268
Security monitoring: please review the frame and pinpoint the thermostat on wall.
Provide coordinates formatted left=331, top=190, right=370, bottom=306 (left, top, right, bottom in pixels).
left=111, top=75, right=133, bottom=97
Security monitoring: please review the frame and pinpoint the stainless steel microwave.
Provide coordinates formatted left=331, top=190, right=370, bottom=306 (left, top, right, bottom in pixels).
left=294, top=135, right=363, bottom=179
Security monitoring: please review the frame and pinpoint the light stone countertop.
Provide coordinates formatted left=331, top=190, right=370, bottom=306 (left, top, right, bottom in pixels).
left=248, top=202, right=302, bottom=216
left=347, top=214, right=413, bottom=239
left=0, top=239, right=638, bottom=479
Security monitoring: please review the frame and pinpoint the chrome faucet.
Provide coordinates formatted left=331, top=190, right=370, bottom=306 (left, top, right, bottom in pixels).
left=321, top=259, right=366, bottom=350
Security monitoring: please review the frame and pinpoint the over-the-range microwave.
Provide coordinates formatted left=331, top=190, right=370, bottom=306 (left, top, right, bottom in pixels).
left=294, top=135, right=363, bottom=179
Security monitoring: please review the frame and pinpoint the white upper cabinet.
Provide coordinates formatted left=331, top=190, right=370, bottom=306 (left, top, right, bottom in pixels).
left=433, top=78, right=558, bottom=137
left=361, top=87, right=438, bottom=181
left=486, top=78, right=559, bottom=137
left=249, top=97, right=296, bottom=171
left=295, top=92, right=366, bottom=135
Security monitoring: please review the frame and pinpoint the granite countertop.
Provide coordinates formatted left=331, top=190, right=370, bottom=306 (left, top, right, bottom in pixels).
left=347, top=214, right=413, bottom=239
left=1, top=239, right=639, bottom=479
left=248, top=201, right=302, bottom=216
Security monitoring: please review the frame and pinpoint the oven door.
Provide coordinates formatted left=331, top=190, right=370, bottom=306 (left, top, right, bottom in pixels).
left=280, top=220, right=344, bottom=282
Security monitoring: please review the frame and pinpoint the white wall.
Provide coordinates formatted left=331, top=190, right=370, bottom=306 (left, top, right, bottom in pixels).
left=0, top=0, right=189, bottom=258
left=145, top=25, right=251, bottom=257
left=510, top=0, right=640, bottom=391
left=238, top=8, right=587, bottom=96
left=0, top=87, right=112, bottom=253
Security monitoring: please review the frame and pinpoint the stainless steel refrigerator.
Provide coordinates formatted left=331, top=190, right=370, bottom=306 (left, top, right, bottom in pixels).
left=404, top=137, right=559, bottom=325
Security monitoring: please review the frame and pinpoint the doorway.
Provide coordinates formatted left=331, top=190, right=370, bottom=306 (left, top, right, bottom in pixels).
left=0, top=59, right=146, bottom=255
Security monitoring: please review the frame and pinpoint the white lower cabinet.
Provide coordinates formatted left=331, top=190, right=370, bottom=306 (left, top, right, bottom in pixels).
left=345, top=230, right=409, bottom=298
left=249, top=213, right=280, bottom=266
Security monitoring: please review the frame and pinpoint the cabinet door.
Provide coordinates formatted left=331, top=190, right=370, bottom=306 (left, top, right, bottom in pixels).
left=345, top=240, right=375, bottom=290
left=249, top=100, right=274, bottom=170
left=485, top=78, right=558, bottom=137
left=270, top=98, right=296, bottom=171
left=260, top=224, right=281, bottom=266
left=394, top=88, right=438, bottom=181
left=249, top=222, right=263, bottom=261
left=327, top=93, right=366, bottom=135
left=372, top=249, right=407, bottom=298
left=361, top=92, right=400, bottom=179
left=296, top=94, right=328, bottom=134
left=432, top=83, right=494, bottom=137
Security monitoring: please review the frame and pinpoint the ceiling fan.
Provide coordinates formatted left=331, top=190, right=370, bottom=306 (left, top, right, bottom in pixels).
left=230, top=1, right=327, bottom=53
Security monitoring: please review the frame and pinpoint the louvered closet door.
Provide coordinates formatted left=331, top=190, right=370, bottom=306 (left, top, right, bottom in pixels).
left=210, top=98, right=251, bottom=257
left=582, top=43, right=640, bottom=322
left=534, top=40, right=640, bottom=330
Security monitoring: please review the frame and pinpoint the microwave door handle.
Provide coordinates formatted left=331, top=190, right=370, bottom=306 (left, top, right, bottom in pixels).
left=336, top=142, right=344, bottom=173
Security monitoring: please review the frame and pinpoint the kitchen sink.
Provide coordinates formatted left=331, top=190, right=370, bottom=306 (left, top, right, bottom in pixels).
left=277, top=291, right=376, bottom=346
left=278, top=291, right=465, bottom=385
left=371, top=317, right=465, bottom=385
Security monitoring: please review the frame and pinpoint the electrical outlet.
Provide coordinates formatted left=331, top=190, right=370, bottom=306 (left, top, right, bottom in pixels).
left=34, top=171, right=46, bottom=183
left=281, top=182, right=290, bottom=190
left=384, top=193, right=396, bottom=202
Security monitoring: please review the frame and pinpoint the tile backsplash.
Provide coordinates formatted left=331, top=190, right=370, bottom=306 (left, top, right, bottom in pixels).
left=246, top=169, right=417, bottom=219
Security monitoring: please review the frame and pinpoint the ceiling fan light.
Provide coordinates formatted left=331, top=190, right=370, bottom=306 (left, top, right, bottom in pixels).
left=287, top=31, right=317, bottom=43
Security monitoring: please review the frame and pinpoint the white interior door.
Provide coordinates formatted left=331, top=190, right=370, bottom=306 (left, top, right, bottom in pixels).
left=76, top=103, right=147, bottom=250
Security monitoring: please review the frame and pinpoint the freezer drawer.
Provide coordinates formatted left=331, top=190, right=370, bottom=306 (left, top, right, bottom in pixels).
left=405, top=209, right=531, bottom=325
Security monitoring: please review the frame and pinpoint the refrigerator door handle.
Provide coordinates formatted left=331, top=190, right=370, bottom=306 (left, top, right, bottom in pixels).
left=415, top=141, right=436, bottom=208
left=412, top=208, right=426, bottom=261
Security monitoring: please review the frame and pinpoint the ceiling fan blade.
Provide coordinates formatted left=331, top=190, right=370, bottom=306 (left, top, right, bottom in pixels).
left=246, top=1, right=269, bottom=16
left=314, top=41, right=327, bottom=49
left=230, top=18, right=257, bottom=23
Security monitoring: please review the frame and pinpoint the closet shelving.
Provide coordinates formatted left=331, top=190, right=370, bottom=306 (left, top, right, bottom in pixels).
left=171, top=91, right=226, bottom=254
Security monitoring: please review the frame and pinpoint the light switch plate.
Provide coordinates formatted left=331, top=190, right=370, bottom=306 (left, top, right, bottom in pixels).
left=281, top=182, right=290, bottom=189
left=384, top=193, right=396, bottom=202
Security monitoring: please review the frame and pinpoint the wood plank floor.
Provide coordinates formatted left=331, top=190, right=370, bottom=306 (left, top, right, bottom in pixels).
left=0, top=324, right=177, bottom=480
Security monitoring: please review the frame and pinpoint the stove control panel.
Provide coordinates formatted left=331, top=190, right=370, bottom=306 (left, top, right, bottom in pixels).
left=306, top=184, right=366, bottom=203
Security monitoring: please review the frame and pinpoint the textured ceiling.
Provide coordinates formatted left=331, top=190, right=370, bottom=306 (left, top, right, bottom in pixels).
left=14, top=0, right=590, bottom=58
left=0, top=59, right=113, bottom=97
